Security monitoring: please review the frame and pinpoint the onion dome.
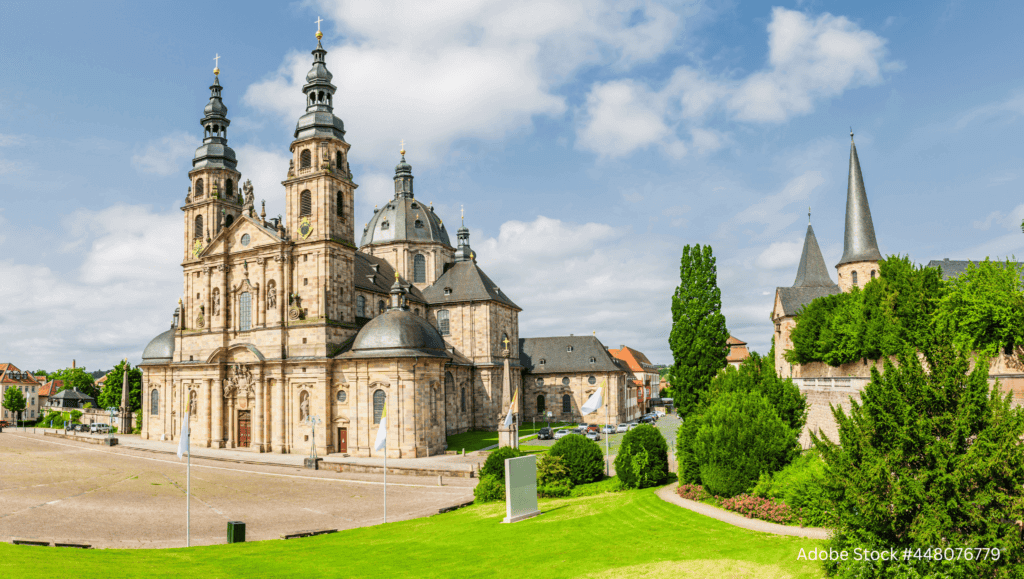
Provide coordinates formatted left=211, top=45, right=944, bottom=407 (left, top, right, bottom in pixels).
left=343, top=276, right=449, bottom=358
left=359, top=150, right=451, bottom=247
left=193, top=70, right=237, bottom=170
left=293, top=34, right=345, bottom=141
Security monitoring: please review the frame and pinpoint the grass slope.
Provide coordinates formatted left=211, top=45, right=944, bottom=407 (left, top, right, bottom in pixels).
left=0, top=487, right=825, bottom=578
left=446, top=422, right=573, bottom=452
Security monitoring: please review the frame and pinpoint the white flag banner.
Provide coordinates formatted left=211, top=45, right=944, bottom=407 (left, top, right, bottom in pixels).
left=581, top=387, right=603, bottom=415
left=177, top=413, right=190, bottom=459
left=373, top=403, right=388, bottom=451
left=503, top=388, right=519, bottom=427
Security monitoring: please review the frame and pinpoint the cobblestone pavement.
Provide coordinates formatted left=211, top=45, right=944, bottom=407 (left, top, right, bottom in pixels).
left=0, top=431, right=474, bottom=549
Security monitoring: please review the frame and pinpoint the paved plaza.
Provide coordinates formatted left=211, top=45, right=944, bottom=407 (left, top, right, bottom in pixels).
left=0, top=431, right=474, bottom=549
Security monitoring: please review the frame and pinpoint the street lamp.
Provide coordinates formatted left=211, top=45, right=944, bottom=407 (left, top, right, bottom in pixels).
left=106, top=406, right=118, bottom=442
left=305, top=415, right=322, bottom=461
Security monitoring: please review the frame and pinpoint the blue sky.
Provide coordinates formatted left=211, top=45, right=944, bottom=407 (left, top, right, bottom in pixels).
left=2, top=0, right=1024, bottom=372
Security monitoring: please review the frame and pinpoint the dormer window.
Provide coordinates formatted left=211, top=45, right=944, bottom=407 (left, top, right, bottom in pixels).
left=415, top=219, right=424, bottom=229
left=381, top=220, right=390, bottom=230
left=444, top=287, right=452, bottom=296
left=589, top=357, right=596, bottom=364
left=567, top=345, right=574, bottom=353
left=411, top=202, right=419, bottom=209
left=539, top=359, right=546, bottom=365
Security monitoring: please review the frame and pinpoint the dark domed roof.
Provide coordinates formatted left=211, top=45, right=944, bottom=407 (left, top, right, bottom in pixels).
left=360, top=198, right=451, bottom=247
left=344, top=310, right=450, bottom=358
left=141, top=329, right=175, bottom=364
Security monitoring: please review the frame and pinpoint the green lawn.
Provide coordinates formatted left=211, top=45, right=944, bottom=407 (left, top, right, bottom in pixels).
left=446, top=422, right=573, bottom=452
left=0, top=486, right=827, bottom=578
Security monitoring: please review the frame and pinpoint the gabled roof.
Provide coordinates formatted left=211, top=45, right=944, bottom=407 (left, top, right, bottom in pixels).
left=0, top=364, right=40, bottom=385
left=39, top=380, right=63, bottom=397
left=519, top=336, right=622, bottom=373
left=774, top=285, right=842, bottom=318
left=354, top=252, right=426, bottom=304
left=727, top=336, right=750, bottom=363
left=422, top=260, right=520, bottom=310
left=607, top=345, right=657, bottom=374
left=925, top=258, right=1024, bottom=281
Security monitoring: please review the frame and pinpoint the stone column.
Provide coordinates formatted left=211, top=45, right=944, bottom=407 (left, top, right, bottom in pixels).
left=212, top=379, right=224, bottom=448
left=254, top=375, right=265, bottom=452
left=274, top=375, right=286, bottom=453
left=205, top=268, right=212, bottom=332
left=257, top=257, right=266, bottom=327
left=226, top=396, right=235, bottom=448
left=201, top=378, right=212, bottom=447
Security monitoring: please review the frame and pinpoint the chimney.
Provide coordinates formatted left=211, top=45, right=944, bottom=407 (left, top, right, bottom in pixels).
left=620, top=345, right=625, bottom=350
left=72, top=359, right=76, bottom=369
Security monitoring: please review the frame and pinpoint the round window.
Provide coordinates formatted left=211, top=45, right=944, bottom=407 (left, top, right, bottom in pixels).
left=588, top=376, right=596, bottom=384
left=536, top=378, right=543, bottom=386
left=337, top=390, right=347, bottom=403
left=240, top=233, right=250, bottom=246
left=562, top=377, right=570, bottom=386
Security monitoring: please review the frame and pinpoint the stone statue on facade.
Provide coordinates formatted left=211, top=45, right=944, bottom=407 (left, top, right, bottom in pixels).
left=299, top=392, right=310, bottom=421
left=242, top=180, right=255, bottom=216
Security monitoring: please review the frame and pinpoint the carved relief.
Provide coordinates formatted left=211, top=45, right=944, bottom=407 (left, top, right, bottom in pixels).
left=225, top=364, right=255, bottom=401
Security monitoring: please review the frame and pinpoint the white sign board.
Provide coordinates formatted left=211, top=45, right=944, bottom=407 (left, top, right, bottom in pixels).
left=503, top=454, right=541, bottom=524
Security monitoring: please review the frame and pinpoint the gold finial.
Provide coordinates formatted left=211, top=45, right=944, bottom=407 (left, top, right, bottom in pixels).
left=461, top=204, right=464, bottom=225
left=315, top=17, right=323, bottom=39
left=213, top=53, right=220, bottom=76
left=395, top=271, right=400, bottom=281
left=400, top=139, right=405, bottom=156
left=470, top=251, right=475, bottom=261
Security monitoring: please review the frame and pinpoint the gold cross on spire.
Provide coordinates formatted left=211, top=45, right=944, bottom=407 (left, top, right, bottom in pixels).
left=503, top=336, right=510, bottom=349
left=213, top=53, right=220, bottom=76
left=315, top=17, right=323, bottom=39
left=400, top=139, right=405, bottom=155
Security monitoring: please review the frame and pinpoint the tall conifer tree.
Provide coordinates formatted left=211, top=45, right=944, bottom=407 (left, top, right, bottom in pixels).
left=667, top=244, right=729, bottom=416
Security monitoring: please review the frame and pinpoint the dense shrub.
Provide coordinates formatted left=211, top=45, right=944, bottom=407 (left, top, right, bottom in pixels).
left=719, top=494, right=796, bottom=525
left=537, top=482, right=573, bottom=498
left=537, top=454, right=571, bottom=486
left=675, top=417, right=702, bottom=485
left=480, top=446, right=524, bottom=480
left=692, top=391, right=798, bottom=497
left=676, top=484, right=711, bottom=502
left=708, top=352, right=807, bottom=433
left=473, top=474, right=504, bottom=503
left=614, top=424, right=668, bottom=489
left=549, top=434, right=604, bottom=485
left=752, top=450, right=831, bottom=527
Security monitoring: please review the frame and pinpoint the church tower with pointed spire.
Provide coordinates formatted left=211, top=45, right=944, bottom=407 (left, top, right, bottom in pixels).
left=280, top=28, right=359, bottom=341
left=835, top=132, right=883, bottom=292
left=183, top=63, right=243, bottom=263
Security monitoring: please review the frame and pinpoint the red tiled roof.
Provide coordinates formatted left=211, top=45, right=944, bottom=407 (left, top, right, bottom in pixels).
left=608, top=346, right=656, bottom=374
left=0, top=363, right=40, bottom=385
left=727, top=336, right=747, bottom=346
left=39, top=380, right=63, bottom=397
left=727, top=335, right=750, bottom=363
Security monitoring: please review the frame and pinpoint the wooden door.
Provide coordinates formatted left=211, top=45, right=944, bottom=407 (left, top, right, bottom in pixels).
left=238, top=410, right=251, bottom=447
left=337, top=427, right=347, bottom=453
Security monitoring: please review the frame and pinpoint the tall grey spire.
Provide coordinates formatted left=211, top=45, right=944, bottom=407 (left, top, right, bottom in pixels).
left=192, top=71, right=237, bottom=170
left=794, top=224, right=837, bottom=288
left=293, top=32, right=346, bottom=141
left=837, top=132, right=882, bottom=266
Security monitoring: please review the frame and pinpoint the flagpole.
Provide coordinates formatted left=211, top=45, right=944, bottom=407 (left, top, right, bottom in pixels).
left=187, top=443, right=191, bottom=548
left=383, top=448, right=387, bottom=524
left=606, top=387, right=610, bottom=477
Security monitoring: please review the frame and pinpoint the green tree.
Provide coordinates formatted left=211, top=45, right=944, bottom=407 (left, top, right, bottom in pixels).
left=666, top=244, right=729, bottom=416
left=708, top=351, right=807, bottom=433
left=614, top=424, right=669, bottom=489
left=98, top=360, right=143, bottom=413
left=3, top=386, right=27, bottom=427
left=933, top=258, right=1024, bottom=357
left=49, top=367, right=99, bottom=399
left=814, top=333, right=1024, bottom=578
left=549, top=434, right=604, bottom=485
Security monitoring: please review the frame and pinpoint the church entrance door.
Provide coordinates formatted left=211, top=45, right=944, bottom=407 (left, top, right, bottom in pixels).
left=238, top=410, right=251, bottom=447
left=337, top=428, right=347, bottom=453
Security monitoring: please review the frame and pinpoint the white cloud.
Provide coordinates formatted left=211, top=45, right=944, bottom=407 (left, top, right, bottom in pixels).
left=245, top=0, right=689, bottom=165
left=0, top=133, right=23, bottom=147
left=733, top=170, right=825, bottom=237
left=577, top=7, right=898, bottom=157
left=234, top=145, right=292, bottom=221
left=132, top=132, right=195, bottom=176
left=0, top=205, right=182, bottom=370
left=755, top=239, right=804, bottom=270
left=955, top=91, right=1024, bottom=130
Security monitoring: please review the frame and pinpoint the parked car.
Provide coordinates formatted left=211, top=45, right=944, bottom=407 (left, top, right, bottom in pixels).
left=64, top=422, right=75, bottom=432
left=600, top=424, right=616, bottom=434
left=617, top=423, right=630, bottom=433
left=75, top=423, right=89, bottom=432
left=553, top=429, right=572, bottom=440
left=536, top=427, right=554, bottom=440
left=90, top=423, right=110, bottom=434
left=584, top=430, right=601, bottom=442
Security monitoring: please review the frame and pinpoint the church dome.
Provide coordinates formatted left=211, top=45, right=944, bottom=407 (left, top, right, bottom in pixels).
left=141, top=329, right=175, bottom=364
left=348, top=310, right=449, bottom=358
left=360, top=152, right=451, bottom=248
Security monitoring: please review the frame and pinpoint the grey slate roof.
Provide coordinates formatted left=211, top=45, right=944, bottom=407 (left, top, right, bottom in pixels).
left=141, top=328, right=175, bottom=364
left=776, top=285, right=842, bottom=317
left=49, top=388, right=96, bottom=403
left=359, top=192, right=451, bottom=247
left=794, top=224, right=838, bottom=288
left=926, top=258, right=1024, bottom=281
left=293, top=39, right=346, bottom=141
left=837, top=135, right=883, bottom=266
left=193, top=75, right=237, bottom=171
left=422, top=260, right=520, bottom=310
left=519, top=336, right=623, bottom=374
left=340, top=309, right=451, bottom=359
left=354, top=252, right=426, bottom=304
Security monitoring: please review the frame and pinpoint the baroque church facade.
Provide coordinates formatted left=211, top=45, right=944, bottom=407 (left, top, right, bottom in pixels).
left=140, top=32, right=635, bottom=457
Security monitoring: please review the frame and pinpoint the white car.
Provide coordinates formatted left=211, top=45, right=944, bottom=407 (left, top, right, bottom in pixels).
left=617, top=423, right=630, bottom=433
left=553, top=429, right=572, bottom=440
left=600, top=424, right=616, bottom=434
left=584, top=430, right=601, bottom=442
left=90, top=423, right=110, bottom=434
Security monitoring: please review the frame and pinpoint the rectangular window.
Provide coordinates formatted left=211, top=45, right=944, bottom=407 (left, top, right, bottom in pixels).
left=438, top=310, right=450, bottom=335
left=239, top=292, right=252, bottom=331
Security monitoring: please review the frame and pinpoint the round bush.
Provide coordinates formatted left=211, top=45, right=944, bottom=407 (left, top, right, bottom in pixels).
left=692, top=391, right=798, bottom=497
left=537, top=453, right=572, bottom=487
left=473, top=474, right=504, bottom=502
left=548, top=434, right=604, bottom=485
left=480, top=446, right=524, bottom=479
left=614, top=424, right=669, bottom=489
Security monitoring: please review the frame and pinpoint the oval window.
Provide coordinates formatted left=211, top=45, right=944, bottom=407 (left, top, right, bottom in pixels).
left=240, top=233, right=250, bottom=246
left=562, top=377, right=570, bottom=386
left=337, top=390, right=347, bottom=403
left=536, top=378, right=543, bottom=386
left=588, top=376, right=596, bottom=384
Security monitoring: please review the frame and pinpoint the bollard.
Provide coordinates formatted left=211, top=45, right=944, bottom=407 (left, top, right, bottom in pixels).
left=462, top=448, right=465, bottom=456
left=438, top=475, right=443, bottom=486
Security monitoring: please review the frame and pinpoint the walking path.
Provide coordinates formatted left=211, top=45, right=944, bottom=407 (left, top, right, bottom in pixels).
left=656, top=482, right=829, bottom=539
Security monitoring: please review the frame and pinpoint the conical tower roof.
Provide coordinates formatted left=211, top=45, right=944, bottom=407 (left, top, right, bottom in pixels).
left=793, top=223, right=837, bottom=288
left=837, top=133, right=882, bottom=266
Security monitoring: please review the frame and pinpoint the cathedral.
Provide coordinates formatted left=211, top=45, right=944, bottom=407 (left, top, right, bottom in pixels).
left=139, top=31, right=636, bottom=457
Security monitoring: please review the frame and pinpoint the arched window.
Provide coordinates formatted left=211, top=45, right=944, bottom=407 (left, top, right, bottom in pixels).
left=373, top=390, right=386, bottom=424
left=870, top=270, right=876, bottom=280
left=194, top=215, right=204, bottom=239
left=300, top=190, right=312, bottom=217
left=225, top=214, right=234, bottom=228
left=195, top=178, right=204, bottom=198
left=852, top=271, right=858, bottom=286
left=239, top=292, right=252, bottom=331
left=378, top=299, right=385, bottom=314
left=437, top=310, right=450, bottom=335
left=431, top=386, right=438, bottom=426
left=336, top=151, right=343, bottom=170
left=300, top=149, right=312, bottom=169
left=562, top=394, right=571, bottom=414
left=357, top=295, right=366, bottom=317
left=461, top=387, right=466, bottom=412
left=414, top=254, right=426, bottom=283
left=537, top=395, right=545, bottom=414
left=150, top=389, right=159, bottom=415
left=336, top=191, right=344, bottom=217
left=226, top=179, right=234, bottom=199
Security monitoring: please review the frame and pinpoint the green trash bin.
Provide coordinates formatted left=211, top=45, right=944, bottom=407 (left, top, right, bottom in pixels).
left=227, top=521, right=246, bottom=544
